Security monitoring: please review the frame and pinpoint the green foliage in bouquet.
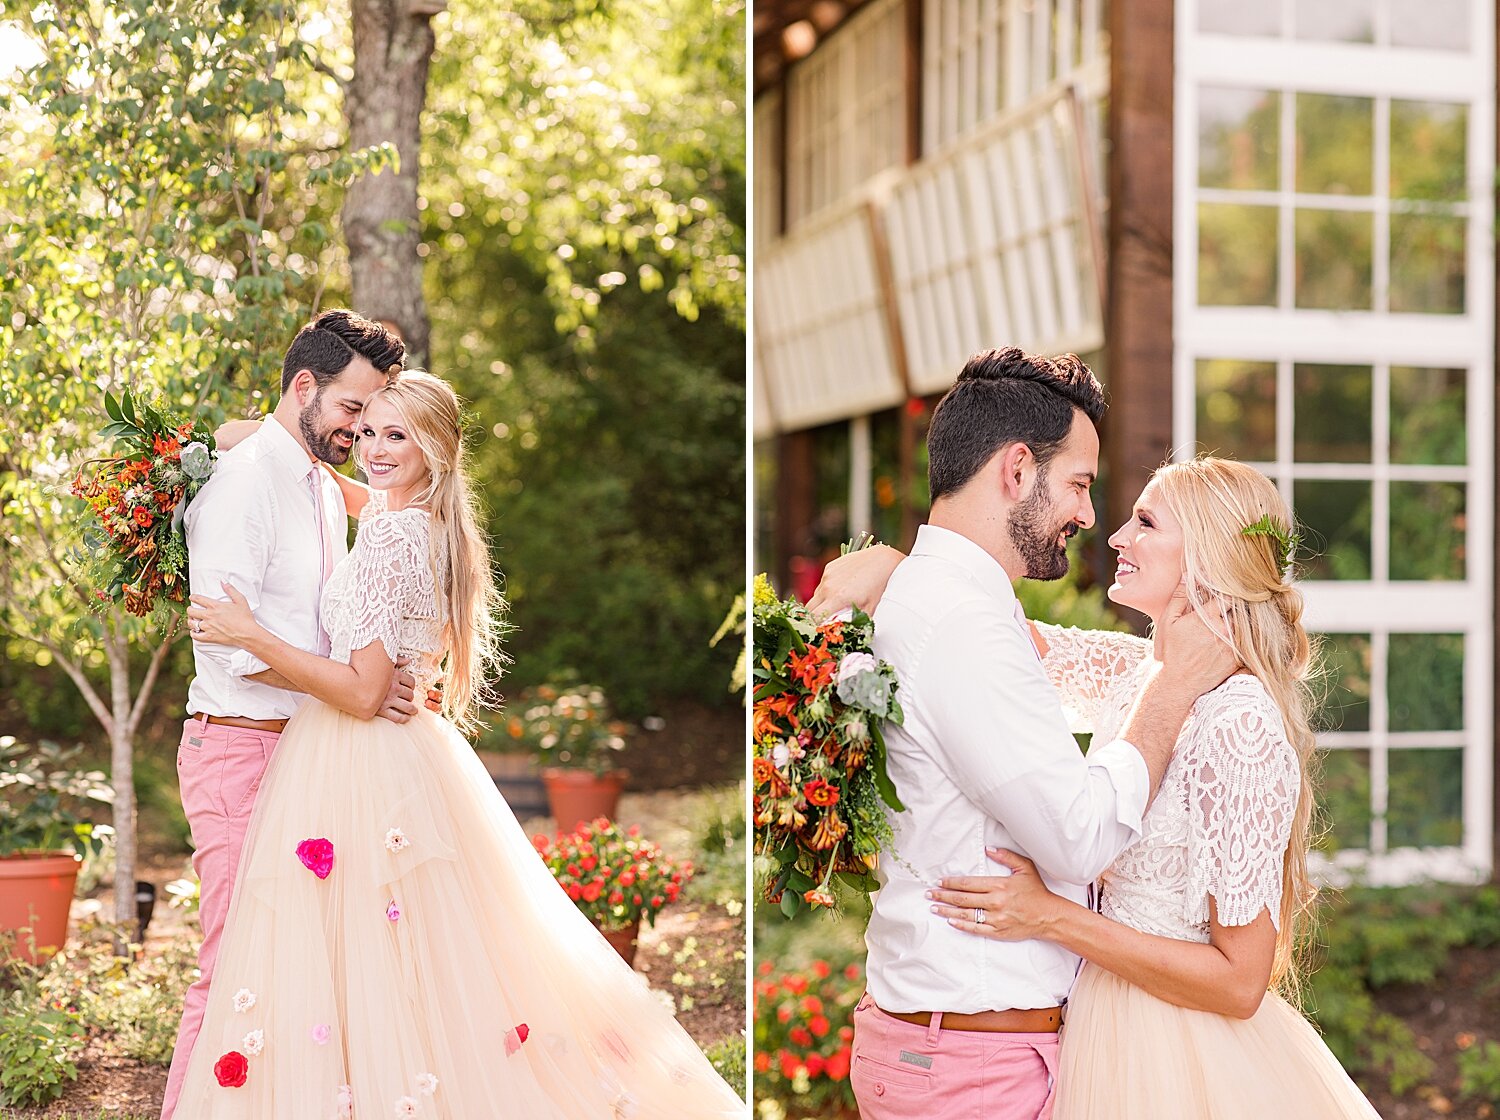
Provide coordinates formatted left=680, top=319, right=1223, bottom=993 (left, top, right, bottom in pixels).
left=752, top=570, right=905, bottom=919
left=69, top=389, right=217, bottom=622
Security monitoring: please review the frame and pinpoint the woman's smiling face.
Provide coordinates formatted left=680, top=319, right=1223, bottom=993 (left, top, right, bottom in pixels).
left=1106, top=478, right=1186, bottom=621
left=356, top=395, right=428, bottom=502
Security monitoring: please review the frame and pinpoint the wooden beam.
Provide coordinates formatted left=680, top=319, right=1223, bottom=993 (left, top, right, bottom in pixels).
left=1103, top=0, right=1176, bottom=544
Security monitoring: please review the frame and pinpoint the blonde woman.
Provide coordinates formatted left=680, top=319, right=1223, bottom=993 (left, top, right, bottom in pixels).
left=176, top=372, right=741, bottom=1117
left=818, top=458, right=1379, bottom=1119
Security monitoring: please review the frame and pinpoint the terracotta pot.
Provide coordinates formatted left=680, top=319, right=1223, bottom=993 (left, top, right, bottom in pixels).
left=0, top=851, right=81, bottom=964
left=540, top=767, right=628, bottom=832
left=598, top=916, right=642, bottom=968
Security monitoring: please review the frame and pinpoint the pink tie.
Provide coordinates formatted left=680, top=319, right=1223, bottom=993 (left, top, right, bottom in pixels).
left=309, top=471, right=334, bottom=656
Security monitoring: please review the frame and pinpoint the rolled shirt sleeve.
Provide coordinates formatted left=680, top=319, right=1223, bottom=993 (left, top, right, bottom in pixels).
left=921, top=604, right=1149, bottom=885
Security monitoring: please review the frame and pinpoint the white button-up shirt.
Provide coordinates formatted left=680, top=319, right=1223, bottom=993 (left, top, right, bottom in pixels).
left=865, top=524, right=1149, bottom=1013
left=184, top=416, right=347, bottom=720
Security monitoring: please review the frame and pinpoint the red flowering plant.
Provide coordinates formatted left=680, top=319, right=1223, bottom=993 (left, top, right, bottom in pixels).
left=752, top=955, right=863, bottom=1116
left=69, top=389, right=216, bottom=620
left=752, top=556, right=905, bottom=918
left=531, top=818, right=692, bottom=932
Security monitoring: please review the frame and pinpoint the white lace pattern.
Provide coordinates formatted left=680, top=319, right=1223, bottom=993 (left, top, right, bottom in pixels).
left=319, top=490, right=445, bottom=690
left=1039, top=625, right=1301, bottom=942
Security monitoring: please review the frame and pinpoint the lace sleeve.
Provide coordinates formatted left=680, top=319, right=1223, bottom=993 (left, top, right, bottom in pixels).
left=326, top=513, right=422, bottom=665
left=359, top=487, right=389, bottom=521
left=1182, top=684, right=1302, bottom=929
left=1035, top=622, right=1152, bottom=733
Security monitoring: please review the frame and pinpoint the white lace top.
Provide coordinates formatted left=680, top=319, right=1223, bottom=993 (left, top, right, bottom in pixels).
left=319, top=490, right=446, bottom=690
left=1037, top=623, right=1300, bottom=943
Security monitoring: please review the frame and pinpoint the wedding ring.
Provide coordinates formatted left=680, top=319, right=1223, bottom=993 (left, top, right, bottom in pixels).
left=974, top=907, right=985, bottom=926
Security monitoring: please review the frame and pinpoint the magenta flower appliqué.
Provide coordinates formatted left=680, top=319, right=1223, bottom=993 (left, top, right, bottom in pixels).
left=505, top=1022, right=530, bottom=1056
left=386, top=899, right=401, bottom=922
left=296, top=837, right=335, bottom=879
left=311, top=1023, right=331, bottom=1045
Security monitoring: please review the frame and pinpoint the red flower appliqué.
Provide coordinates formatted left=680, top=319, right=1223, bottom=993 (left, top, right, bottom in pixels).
left=214, top=1050, right=249, bottom=1087
left=296, top=837, right=335, bottom=879
left=505, top=1023, right=530, bottom=1056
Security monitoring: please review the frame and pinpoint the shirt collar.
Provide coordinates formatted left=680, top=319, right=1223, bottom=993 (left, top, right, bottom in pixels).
left=910, top=524, right=1018, bottom=607
left=261, top=414, right=321, bottom=481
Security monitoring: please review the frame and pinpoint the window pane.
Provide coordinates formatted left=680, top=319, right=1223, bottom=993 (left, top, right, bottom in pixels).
left=1199, top=203, right=1279, bottom=305
left=1389, top=633, right=1464, bottom=731
left=1294, top=480, right=1372, bottom=579
left=1295, top=210, right=1372, bottom=309
left=1295, top=0, right=1374, bottom=42
left=1296, top=94, right=1373, bottom=196
left=1198, top=0, right=1282, bottom=36
left=1199, top=87, right=1280, bottom=191
left=1390, top=213, right=1466, bottom=315
left=1388, top=748, right=1463, bottom=847
left=1390, top=0, right=1470, bottom=51
left=1390, top=100, right=1467, bottom=201
left=1315, top=748, right=1371, bottom=852
left=1390, top=481, right=1466, bottom=581
left=1390, top=366, right=1466, bottom=465
left=1293, top=363, right=1371, bottom=462
left=1316, top=633, right=1372, bottom=733
left=1196, top=359, right=1277, bottom=459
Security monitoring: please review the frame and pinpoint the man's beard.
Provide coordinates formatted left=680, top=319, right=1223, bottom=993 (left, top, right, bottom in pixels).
left=299, top=387, right=354, bottom=466
left=1008, top=472, right=1077, bottom=581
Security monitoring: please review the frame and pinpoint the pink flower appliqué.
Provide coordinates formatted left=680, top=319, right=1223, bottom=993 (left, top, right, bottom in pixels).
left=336, top=1084, right=353, bottom=1118
left=296, top=837, right=335, bottom=879
left=311, top=1023, right=331, bottom=1045
left=386, top=899, right=401, bottom=922
left=504, top=1022, right=530, bottom=1056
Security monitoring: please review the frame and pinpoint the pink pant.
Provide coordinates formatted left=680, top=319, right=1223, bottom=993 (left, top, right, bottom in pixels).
left=160, top=717, right=281, bottom=1120
left=851, top=994, right=1059, bottom=1120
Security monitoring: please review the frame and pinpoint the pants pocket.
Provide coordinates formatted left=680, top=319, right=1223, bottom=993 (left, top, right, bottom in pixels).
left=852, top=1052, right=934, bottom=1111
left=219, top=733, right=272, bottom=818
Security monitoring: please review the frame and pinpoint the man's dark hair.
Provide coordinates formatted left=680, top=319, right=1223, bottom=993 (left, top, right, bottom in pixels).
left=927, top=347, right=1106, bottom=501
left=280, top=309, right=405, bottom=392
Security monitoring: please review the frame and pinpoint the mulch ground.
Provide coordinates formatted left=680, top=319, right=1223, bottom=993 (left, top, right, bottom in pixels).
left=1363, top=942, right=1500, bottom=1119
left=4, top=787, right=744, bottom=1120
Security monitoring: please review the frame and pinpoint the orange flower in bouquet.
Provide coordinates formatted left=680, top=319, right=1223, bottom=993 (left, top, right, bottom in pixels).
left=752, top=565, right=905, bottom=919
left=69, top=389, right=216, bottom=621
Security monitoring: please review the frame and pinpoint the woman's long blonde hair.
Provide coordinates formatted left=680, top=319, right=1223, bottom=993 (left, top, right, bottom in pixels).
left=1151, top=458, right=1318, bottom=993
left=364, top=371, right=506, bottom=732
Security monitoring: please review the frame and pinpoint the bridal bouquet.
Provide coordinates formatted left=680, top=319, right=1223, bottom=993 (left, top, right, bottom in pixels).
left=752, top=565, right=904, bottom=917
left=69, top=389, right=216, bottom=619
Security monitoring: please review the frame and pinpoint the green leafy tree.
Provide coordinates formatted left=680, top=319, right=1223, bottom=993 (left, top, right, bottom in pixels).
left=0, top=0, right=388, bottom=929
left=419, top=0, right=746, bottom=714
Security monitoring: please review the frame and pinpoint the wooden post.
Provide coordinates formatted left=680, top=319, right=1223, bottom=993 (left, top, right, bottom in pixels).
left=775, top=430, right=817, bottom=592
left=1103, top=0, right=1176, bottom=544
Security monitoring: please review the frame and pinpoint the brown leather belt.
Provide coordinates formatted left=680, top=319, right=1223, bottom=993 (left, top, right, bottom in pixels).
left=878, top=1003, right=1063, bottom=1033
left=190, top=713, right=289, bottom=734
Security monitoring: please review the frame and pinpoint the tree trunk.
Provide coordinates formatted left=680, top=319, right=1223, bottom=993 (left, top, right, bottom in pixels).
left=343, top=0, right=444, bottom=367
left=107, top=634, right=137, bottom=936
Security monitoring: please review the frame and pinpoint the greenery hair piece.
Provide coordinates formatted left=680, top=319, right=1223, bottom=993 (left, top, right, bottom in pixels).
left=1241, top=514, right=1300, bottom=573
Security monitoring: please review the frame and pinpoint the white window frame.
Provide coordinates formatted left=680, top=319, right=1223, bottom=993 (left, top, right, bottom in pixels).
left=1173, top=0, right=1494, bottom=883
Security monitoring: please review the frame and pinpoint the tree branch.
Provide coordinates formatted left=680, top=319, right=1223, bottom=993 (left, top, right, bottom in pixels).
left=127, top=618, right=182, bottom=738
left=31, top=632, right=115, bottom=737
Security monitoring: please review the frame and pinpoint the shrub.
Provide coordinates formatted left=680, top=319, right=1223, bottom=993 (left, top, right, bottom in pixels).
left=532, top=818, right=692, bottom=931
left=704, top=1035, right=746, bottom=1098
left=0, top=990, right=85, bottom=1107
left=505, top=682, right=628, bottom=774
left=1458, top=1039, right=1500, bottom=1104
left=753, top=955, right=862, bottom=1117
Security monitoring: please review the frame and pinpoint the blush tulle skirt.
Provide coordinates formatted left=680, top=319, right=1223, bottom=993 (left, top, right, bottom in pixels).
left=173, top=700, right=743, bottom=1119
left=1054, top=962, right=1381, bottom=1120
